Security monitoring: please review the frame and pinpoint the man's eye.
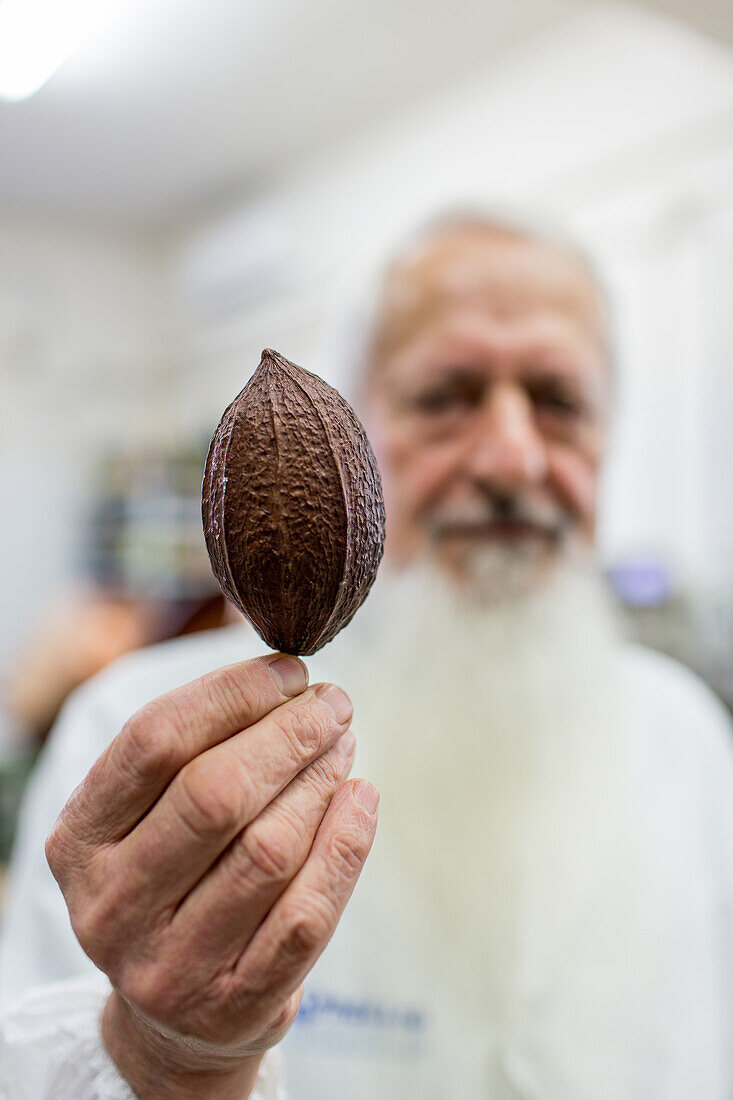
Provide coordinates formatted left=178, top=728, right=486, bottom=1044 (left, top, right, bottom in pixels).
left=532, top=386, right=583, bottom=417
left=414, top=389, right=463, bottom=414
left=410, top=375, right=483, bottom=416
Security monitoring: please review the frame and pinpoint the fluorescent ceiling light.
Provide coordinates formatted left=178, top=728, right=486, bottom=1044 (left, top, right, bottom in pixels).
left=0, top=0, right=118, bottom=102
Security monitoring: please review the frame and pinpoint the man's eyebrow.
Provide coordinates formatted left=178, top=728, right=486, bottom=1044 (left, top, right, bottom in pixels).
left=387, top=364, right=480, bottom=397
left=521, top=358, right=584, bottom=380
left=521, top=362, right=607, bottom=408
left=420, top=358, right=488, bottom=377
left=517, top=335, right=601, bottom=373
left=386, top=332, right=490, bottom=379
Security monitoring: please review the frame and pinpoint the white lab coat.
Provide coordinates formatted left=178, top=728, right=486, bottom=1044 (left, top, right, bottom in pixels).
left=1, top=619, right=732, bottom=1098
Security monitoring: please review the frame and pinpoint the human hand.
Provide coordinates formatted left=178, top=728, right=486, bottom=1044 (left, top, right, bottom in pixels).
left=45, top=654, right=378, bottom=1099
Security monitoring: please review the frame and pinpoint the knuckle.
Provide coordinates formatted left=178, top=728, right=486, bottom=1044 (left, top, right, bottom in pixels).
left=238, top=820, right=299, bottom=883
left=203, top=664, right=259, bottom=726
left=71, top=896, right=114, bottom=963
left=309, top=750, right=345, bottom=794
left=44, top=819, right=67, bottom=877
left=45, top=808, right=91, bottom=888
left=330, top=828, right=370, bottom=880
left=118, top=705, right=181, bottom=785
left=279, top=699, right=329, bottom=761
left=266, top=990, right=302, bottom=1041
left=175, top=756, right=245, bottom=839
left=282, top=895, right=334, bottom=960
left=69, top=906, right=98, bottom=955
left=71, top=865, right=128, bottom=962
left=119, top=961, right=172, bottom=1019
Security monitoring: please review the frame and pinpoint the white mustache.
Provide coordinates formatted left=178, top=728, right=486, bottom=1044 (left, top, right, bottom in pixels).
left=428, top=494, right=571, bottom=539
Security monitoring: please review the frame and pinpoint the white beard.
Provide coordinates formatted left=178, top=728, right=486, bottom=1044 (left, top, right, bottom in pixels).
left=314, top=559, right=627, bottom=1018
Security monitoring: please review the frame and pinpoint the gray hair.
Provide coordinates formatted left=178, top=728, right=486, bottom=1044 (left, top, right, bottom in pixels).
left=331, top=206, right=615, bottom=412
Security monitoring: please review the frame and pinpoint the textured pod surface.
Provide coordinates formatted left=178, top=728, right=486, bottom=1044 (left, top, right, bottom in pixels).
left=202, top=349, right=386, bottom=655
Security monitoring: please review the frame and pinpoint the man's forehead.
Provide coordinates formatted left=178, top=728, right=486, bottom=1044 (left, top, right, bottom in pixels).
left=372, top=225, right=605, bottom=363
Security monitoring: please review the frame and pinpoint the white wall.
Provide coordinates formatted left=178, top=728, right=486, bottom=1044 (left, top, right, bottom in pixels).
left=0, top=213, right=177, bottom=670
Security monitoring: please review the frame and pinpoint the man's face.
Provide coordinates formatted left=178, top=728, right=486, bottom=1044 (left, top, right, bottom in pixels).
left=364, top=227, right=611, bottom=600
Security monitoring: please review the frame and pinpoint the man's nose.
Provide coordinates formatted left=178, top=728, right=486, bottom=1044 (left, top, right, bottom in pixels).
left=465, top=381, right=548, bottom=491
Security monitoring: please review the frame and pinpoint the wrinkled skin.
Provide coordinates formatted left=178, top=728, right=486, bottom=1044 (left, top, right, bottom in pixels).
left=46, top=655, right=377, bottom=1099
left=364, top=225, right=611, bottom=598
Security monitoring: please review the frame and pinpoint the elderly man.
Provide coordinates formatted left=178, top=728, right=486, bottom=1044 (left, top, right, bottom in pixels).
left=1, top=215, right=732, bottom=1099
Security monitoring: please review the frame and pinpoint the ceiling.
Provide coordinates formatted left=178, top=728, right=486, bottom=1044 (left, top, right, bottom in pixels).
left=0, top=0, right=729, bottom=227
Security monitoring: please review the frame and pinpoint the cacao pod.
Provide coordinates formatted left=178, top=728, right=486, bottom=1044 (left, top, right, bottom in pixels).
left=202, top=348, right=386, bottom=655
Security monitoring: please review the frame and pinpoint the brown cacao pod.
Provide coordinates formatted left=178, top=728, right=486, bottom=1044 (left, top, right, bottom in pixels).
left=202, top=348, right=386, bottom=655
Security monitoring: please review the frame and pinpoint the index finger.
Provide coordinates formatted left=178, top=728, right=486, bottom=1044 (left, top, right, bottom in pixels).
left=64, top=653, right=308, bottom=842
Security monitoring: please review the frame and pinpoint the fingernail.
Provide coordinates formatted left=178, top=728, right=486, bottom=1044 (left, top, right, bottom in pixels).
left=333, top=729, right=356, bottom=760
left=353, top=780, right=379, bottom=815
left=315, top=683, right=353, bottom=724
left=269, top=655, right=308, bottom=697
